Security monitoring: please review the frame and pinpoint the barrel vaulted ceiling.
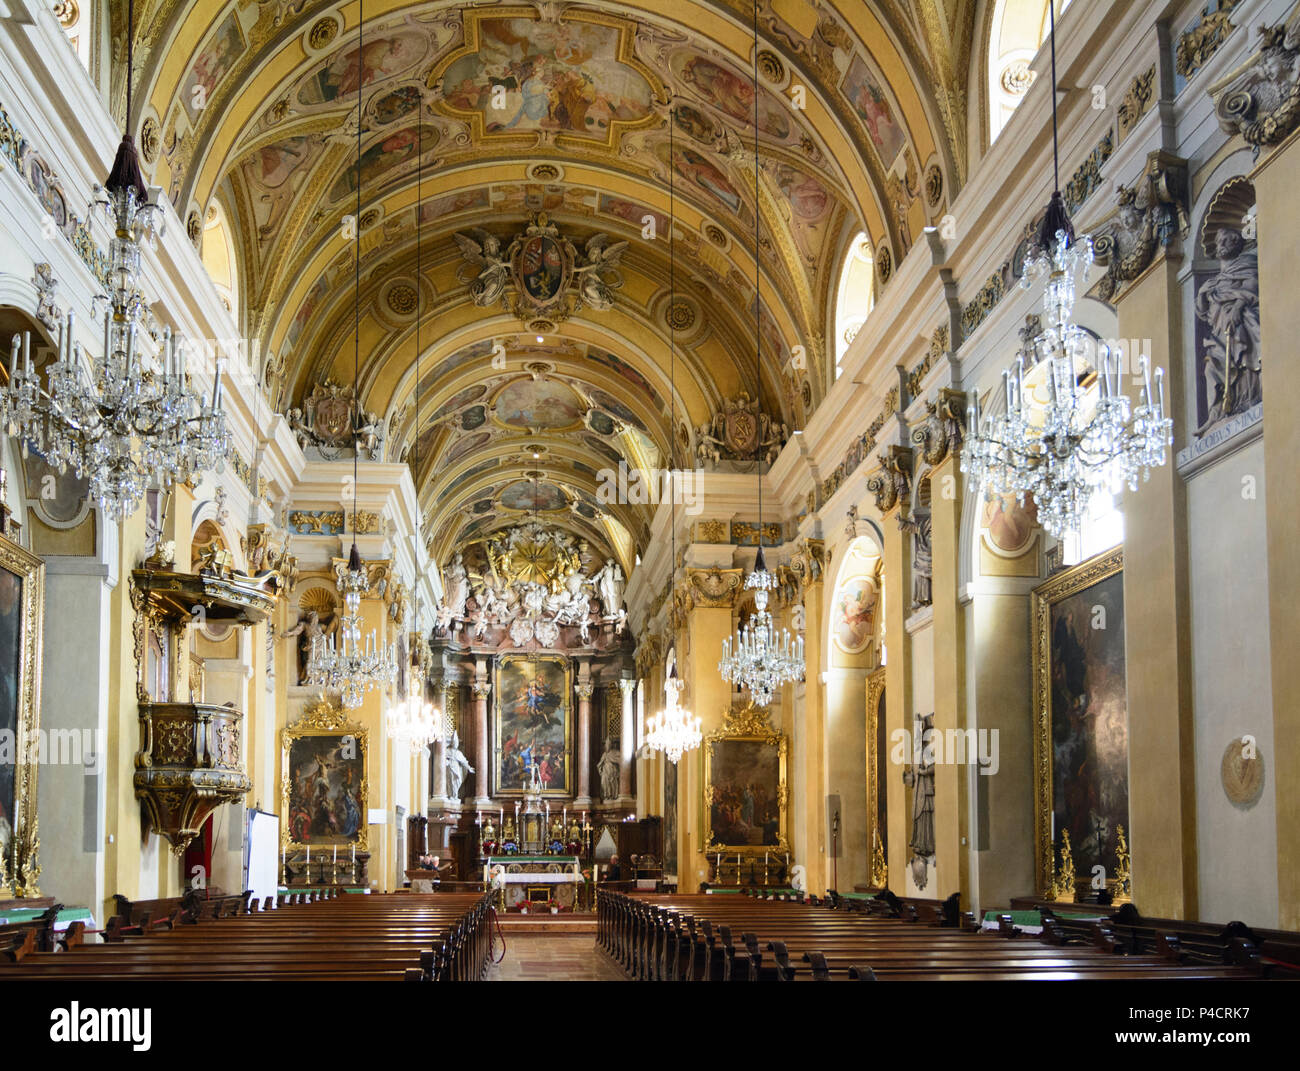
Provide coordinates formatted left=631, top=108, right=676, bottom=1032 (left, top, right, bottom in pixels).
left=118, top=0, right=979, bottom=568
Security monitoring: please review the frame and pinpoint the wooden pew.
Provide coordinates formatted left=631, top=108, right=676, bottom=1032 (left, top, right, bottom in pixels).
left=597, top=891, right=1265, bottom=983
left=1, top=892, right=495, bottom=982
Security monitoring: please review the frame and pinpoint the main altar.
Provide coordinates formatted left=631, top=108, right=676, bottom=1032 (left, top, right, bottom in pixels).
left=420, top=519, right=639, bottom=890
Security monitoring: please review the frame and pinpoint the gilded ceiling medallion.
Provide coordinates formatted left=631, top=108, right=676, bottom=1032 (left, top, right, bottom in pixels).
left=140, top=116, right=159, bottom=164
left=1000, top=60, right=1035, bottom=96
left=307, top=16, right=339, bottom=52
left=705, top=223, right=727, bottom=247
left=876, top=243, right=893, bottom=284
left=757, top=50, right=785, bottom=85
left=924, top=163, right=943, bottom=208
left=386, top=283, right=418, bottom=317
left=665, top=298, right=696, bottom=331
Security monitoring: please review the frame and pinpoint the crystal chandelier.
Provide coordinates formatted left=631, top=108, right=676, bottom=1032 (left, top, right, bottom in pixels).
left=0, top=0, right=226, bottom=522
left=961, top=230, right=1172, bottom=538
left=308, top=546, right=398, bottom=708
left=646, top=657, right=701, bottom=765
left=719, top=547, right=805, bottom=707
left=304, top=3, right=398, bottom=708
left=716, top=4, right=804, bottom=707
left=960, top=1, right=1171, bottom=540
left=386, top=656, right=440, bottom=753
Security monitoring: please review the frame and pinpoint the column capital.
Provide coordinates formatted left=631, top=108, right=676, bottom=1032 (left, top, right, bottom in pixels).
left=618, top=678, right=636, bottom=697
left=575, top=682, right=595, bottom=701
left=866, top=445, right=913, bottom=517
left=471, top=681, right=491, bottom=699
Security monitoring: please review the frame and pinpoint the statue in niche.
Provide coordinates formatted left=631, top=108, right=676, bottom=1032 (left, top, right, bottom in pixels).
left=901, top=510, right=932, bottom=609
left=901, top=712, right=936, bottom=890
left=1195, top=224, right=1260, bottom=434
left=280, top=609, right=336, bottom=685
left=445, top=730, right=474, bottom=800
left=592, top=558, right=625, bottom=618
left=597, top=738, right=621, bottom=801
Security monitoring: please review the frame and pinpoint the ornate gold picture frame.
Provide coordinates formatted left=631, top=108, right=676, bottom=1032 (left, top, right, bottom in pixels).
left=0, top=535, right=44, bottom=897
left=280, top=697, right=369, bottom=852
left=1031, top=546, right=1129, bottom=902
left=493, top=654, right=572, bottom=796
left=865, top=666, right=887, bottom=887
left=702, top=703, right=789, bottom=855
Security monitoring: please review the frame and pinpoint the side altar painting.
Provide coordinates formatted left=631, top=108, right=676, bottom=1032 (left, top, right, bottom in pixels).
left=0, top=535, right=44, bottom=897
left=703, top=705, right=788, bottom=853
left=494, top=655, right=572, bottom=796
left=1031, top=547, right=1130, bottom=902
left=281, top=698, right=369, bottom=851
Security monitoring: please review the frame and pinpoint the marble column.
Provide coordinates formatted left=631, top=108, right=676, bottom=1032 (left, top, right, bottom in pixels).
left=430, top=734, right=448, bottom=803
left=472, top=674, right=492, bottom=808
left=575, top=678, right=594, bottom=808
left=617, top=678, right=636, bottom=803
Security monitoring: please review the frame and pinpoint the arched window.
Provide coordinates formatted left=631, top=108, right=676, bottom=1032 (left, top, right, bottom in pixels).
left=987, top=0, right=1073, bottom=143
left=1063, top=492, right=1123, bottom=566
left=201, top=199, right=240, bottom=324
left=833, top=232, right=874, bottom=378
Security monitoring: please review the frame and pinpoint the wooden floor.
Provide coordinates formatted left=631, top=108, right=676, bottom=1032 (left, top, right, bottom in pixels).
left=485, top=933, right=624, bottom=981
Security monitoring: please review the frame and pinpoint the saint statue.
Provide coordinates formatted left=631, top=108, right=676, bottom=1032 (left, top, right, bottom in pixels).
left=597, top=738, right=621, bottom=801
left=445, top=730, right=474, bottom=800
left=902, top=712, right=936, bottom=890
left=1195, top=225, right=1261, bottom=434
left=592, top=558, right=625, bottom=618
left=901, top=511, right=932, bottom=609
left=280, top=609, right=334, bottom=685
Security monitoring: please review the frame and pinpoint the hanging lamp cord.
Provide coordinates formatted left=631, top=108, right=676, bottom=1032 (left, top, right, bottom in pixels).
left=126, top=0, right=134, bottom=131
left=1039, top=0, right=1073, bottom=251
left=413, top=94, right=423, bottom=630
left=751, top=0, right=765, bottom=569
left=351, top=0, right=363, bottom=565
left=668, top=95, right=677, bottom=583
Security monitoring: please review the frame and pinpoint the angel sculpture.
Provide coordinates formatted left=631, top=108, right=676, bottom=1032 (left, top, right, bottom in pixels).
left=695, top=422, right=724, bottom=469
left=453, top=229, right=511, bottom=307
left=573, top=234, right=628, bottom=311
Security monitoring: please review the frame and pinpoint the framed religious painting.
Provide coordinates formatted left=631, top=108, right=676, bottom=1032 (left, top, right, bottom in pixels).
left=1031, top=546, right=1130, bottom=903
left=280, top=697, right=369, bottom=852
left=702, top=703, right=789, bottom=855
left=663, top=755, right=678, bottom=878
left=493, top=654, right=572, bottom=796
left=0, top=535, right=44, bottom=897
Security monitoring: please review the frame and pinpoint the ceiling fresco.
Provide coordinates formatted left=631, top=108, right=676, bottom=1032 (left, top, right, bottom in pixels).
left=122, top=0, right=980, bottom=574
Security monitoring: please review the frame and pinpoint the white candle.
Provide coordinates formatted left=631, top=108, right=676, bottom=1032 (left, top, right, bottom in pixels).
left=333, top=845, right=337, bottom=863
left=306, top=845, right=310, bottom=863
